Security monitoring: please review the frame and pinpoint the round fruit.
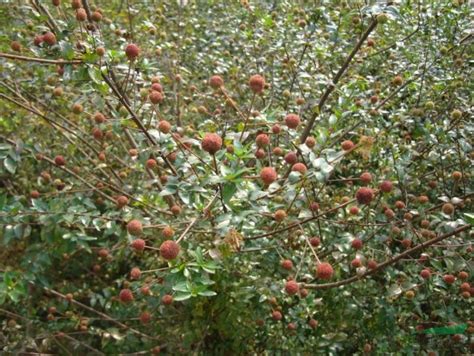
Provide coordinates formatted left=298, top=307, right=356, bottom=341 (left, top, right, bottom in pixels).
left=209, top=75, right=224, bottom=89
left=160, top=240, right=180, bottom=260
left=127, top=220, right=143, bottom=236
left=201, top=133, right=222, bottom=154
left=317, top=262, right=334, bottom=280
left=119, top=289, right=134, bottom=303
left=260, top=167, right=277, bottom=185
left=249, top=74, right=265, bottom=94
left=285, top=114, right=300, bottom=129
left=125, top=43, right=140, bottom=60
left=356, top=187, right=374, bottom=205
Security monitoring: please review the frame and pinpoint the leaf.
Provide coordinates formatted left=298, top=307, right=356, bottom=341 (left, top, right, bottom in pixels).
left=173, top=292, right=192, bottom=301
left=4, top=157, right=16, bottom=174
left=222, top=183, right=237, bottom=203
left=198, top=290, right=217, bottom=297
left=423, top=324, right=467, bottom=335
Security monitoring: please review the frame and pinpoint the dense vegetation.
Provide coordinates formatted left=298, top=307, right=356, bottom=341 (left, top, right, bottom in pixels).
left=0, top=0, right=472, bottom=354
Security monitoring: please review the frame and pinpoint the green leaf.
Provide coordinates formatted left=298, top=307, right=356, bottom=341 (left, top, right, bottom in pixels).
left=173, top=292, right=192, bottom=301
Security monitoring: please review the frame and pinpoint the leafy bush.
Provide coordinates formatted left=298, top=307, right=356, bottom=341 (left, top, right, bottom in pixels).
left=0, top=0, right=472, bottom=354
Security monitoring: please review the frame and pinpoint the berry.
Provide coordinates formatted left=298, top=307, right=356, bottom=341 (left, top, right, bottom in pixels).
left=420, top=269, right=431, bottom=279
left=140, top=311, right=151, bottom=324
left=443, top=274, right=455, bottom=284
left=201, top=133, right=222, bottom=154
left=98, top=248, right=108, bottom=258
left=43, top=32, right=57, bottom=46
left=255, top=149, right=265, bottom=159
left=377, top=13, right=389, bottom=23
left=161, top=294, right=173, bottom=305
left=310, top=237, right=320, bottom=247
left=309, top=202, right=320, bottom=211
left=273, top=147, right=283, bottom=156
left=450, top=109, right=462, bottom=120
left=281, top=259, right=293, bottom=270
left=158, top=120, right=171, bottom=133
left=30, top=190, right=40, bottom=199
left=116, top=195, right=129, bottom=208
left=162, top=226, right=174, bottom=238
left=458, top=271, right=468, bottom=280
left=256, top=133, right=270, bottom=147
left=34, top=35, right=44, bottom=46
left=395, top=200, right=406, bottom=209
left=356, top=187, right=374, bottom=205
left=76, top=8, right=87, bottom=21
left=249, top=74, right=265, bottom=94
left=160, top=240, right=180, bottom=260
left=54, top=155, right=66, bottom=166
left=274, top=209, right=287, bottom=222
left=300, top=288, right=309, bottom=298
left=349, top=206, right=359, bottom=215
left=260, top=167, right=277, bottom=185
left=149, top=90, right=164, bottom=104
left=442, top=203, right=454, bottom=214
left=351, top=258, right=362, bottom=268
left=10, top=41, right=21, bottom=52
left=341, top=140, right=355, bottom=151
left=127, top=220, right=143, bottom=236
left=291, top=163, right=307, bottom=174
left=272, top=124, right=281, bottom=134
left=170, top=205, right=181, bottom=216
left=367, top=38, right=375, bottom=47
left=271, top=310, right=282, bottom=321
left=284, top=152, right=298, bottom=165
left=317, top=262, right=334, bottom=280
left=352, top=238, right=363, bottom=250
left=91, top=11, right=102, bottom=22
left=72, top=103, right=83, bottom=114
left=287, top=322, right=297, bottom=330
left=119, top=289, right=134, bottom=303
left=360, top=172, right=372, bottom=184
left=452, top=171, right=462, bottom=180
left=125, top=43, right=140, bottom=60
left=308, top=318, right=318, bottom=329
left=367, top=260, right=378, bottom=270
left=285, top=114, right=300, bottom=129
left=151, top=83, right=163, bottom=92
left=130, top=267, right=141, bottom=280
left=392, top=75, right=403, bottom=86
left=379, top=180, right=393, bottom=193
left=93, top=112, right=106, bottom=123
left=209, top=75, right=224, bottom=89
left=146, top=159, right=157, bottom=169
left=71, top=0, right=82, bottom=9
left=460, top=282, right=470, bottom=292
left=285, top=280, right=299, bottom=295
left=305, top=137, right=316, bottom=148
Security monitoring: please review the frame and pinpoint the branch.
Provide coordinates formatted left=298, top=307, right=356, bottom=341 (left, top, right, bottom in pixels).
left=300, top=18, right=378, bottom=142
left=303, top=224, right=471, bottom=290
left=0, top=52, right=82, bottom=65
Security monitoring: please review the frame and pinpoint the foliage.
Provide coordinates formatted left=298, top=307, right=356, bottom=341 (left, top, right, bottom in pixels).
left=0, top=0, right=472, bottom=354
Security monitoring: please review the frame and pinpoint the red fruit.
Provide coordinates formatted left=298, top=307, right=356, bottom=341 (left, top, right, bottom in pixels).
left=356, top=187, right=374, bottom=205
left=209, top=75, right=224, bottom=89
left=460, top=282, right=470, bottom=292
left=370, top=95, right=378, bottom=104
left=442, top=203, right=454, bottom=215
left=310, top=237, right=320, bottom=247
left=274, top=209, right=287, bottom=222
left=91, top=11, right=102, bottom=22
left=92, top=127, right=103, bottom=140
left=116, top=195, right=129, bottom=208
left=127, top=220, right=143, bottom=236
left=379, top=180, right=393, bottom=193
left=367, top=38, right=375, bottom=47
left=162, top=226, right=174, bottom=238
left=305, top=137, right=316, bottom=148
left=160, top=240, right=180, bottom=260
left=260, top=167, right=277, bottom=185
left=140, top=311, right=151, bottom=324
left=317, top=262, right=334, bottom=280
left=395, top=200, right=406, bottom=209
left=146, top=159, right=157, bottom=169
left=291, top=163, right=307, bottom=174
left=285, top=280, right=299, bottom=295
left=201, top=133, right=222, bottom=154
left=149, top=90, right=164, bottom=104
left=30, top=190, right=40, bottom=199
left=248, top=74, right=265, bottom=94
left=161, top=294, right=173, bottom=305
left=255, top=148, right=266, bottom=159
left=34, top=35, right=44, bottom=46
left=300, top=288, right=309, bottom=298
left=76, top=8, right=87, bottom=21
left=141, top=285, right=151, bottom=295
left=384, top=208, right=395, bottom=219
left=125, top=43, right=140, bottom=60
left=360, top=172, right=372, bottom=184
left=93, top=112, right=106, bottom=123
left=10, top=41, right=21, bottom=52
left=158, top=120, right=171, bottom=133
left=458, top=271, right=469, bottom=280
left=367, top=260, right=377, bottom=270
left=272, top=147, right=283, bottom=156
left=351, top=258, right=362, bottom=268
left=341, top=140, right=354, bottom=151
left=349, top=206, right=359, bottom=215
left=308, top=318, right=318, bottom=329
left=170, top=204, right=181, bottom=216
left=443, top=274, right=455, bottom=284
left=130, top=267, right=141, bottom=280
left=420, top=269, right=431, bottom=279
left=119, top=289, right=134, bottom=303
left=54, top=155, right=66, bottom=166
left=401, top=239, right=412, bottom=249
left=284, top=152, right=298, bottom=165
left=52, top=0, right=61, bottom=6
left=43, top=32, right=57, bottom=46
left=309, top=202, right=320, bottom=211
left=272, top=124, right=281, bottom=134
left=98, top=248, right=108, bottom=258
left=71, top=0, right=82, bottom=9
left=271, top=310, right=282, bottom=321
left=256, top=133, right=270, bottom=147
left=287, top=322, right=297, bottom=330
left=351, top=239, right=363, bottom=250
left=285, top=114, right=300, bottom=129
left=281, top=259, right=293, bottom=270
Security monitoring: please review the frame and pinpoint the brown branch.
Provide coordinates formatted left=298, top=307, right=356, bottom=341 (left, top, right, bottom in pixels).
left=0, top=52, right=82, bottom=65
left=300, top=18, right=378, bottom=142
left=303, top=224, right=471, bottom=290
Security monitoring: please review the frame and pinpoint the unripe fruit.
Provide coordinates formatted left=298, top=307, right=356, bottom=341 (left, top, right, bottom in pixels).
left=249, top=74, right=265, bottom=94
left=285, top=114, right=300, bottom=129
left=157, top=120, right=171, bottom=134
left=53, top=87, right=63, bottom=97
left=52, top=0, right=61, bottom=6
left=281, top=259, right=293, bottom=270
left=458, top=271, right=468, bottom=280
left=450, top=109, right=462, bottom=120
left=356, top=187, right=374, bottom=205
left=255, top=148, right=265, bottom=159
left=71, top=0, right=82, bottom=9
left=392, top=75, right=403, bottom=86
left=377, top=13, right=389, bottom=23
left=125, top=43, right=140, bottom=60
left=305, top=137, right=316, bottom=148
left=119, top=289, right=134, bottom=303
left=260, top=167, right=277, bottom=185
left=274, top=209, right=287, bottom=222
left=285, top=280, right=299, bottom=295
left=460, top=282, right=470, bottom=292
left=272, top=147, right=283, bottom=156
left=162, top=226, right=174, bottom=238
left=127, top=219, right=143, bottom=236
left=442, top=203, right=454, bottom=214
left=452, top=171, right=462, bottom=180
left=72, top=103, right=83, bottom=114
left=146, top=159, right=157, bottom=169
left=170, top=205, right=181, bottom=216
left=395, top=200, right=406, bottom=209
left=160, top=240, right=180, bottom=260
left=316, top=262, right=334, bottom=280
left=367, top=38, right=375, bottom=47
left=201, top=133, right=222, bottom=154
left=349, top=206, right=359, bottom=215
left=300, top=288, right=309, bottom=298
left=98, top=248, right=108, bottom=258
left=161, top=294, right=173, bottom=305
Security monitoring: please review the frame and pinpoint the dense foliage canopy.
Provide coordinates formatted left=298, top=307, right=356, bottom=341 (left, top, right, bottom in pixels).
left=0, top=0, right=472, bottom=354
